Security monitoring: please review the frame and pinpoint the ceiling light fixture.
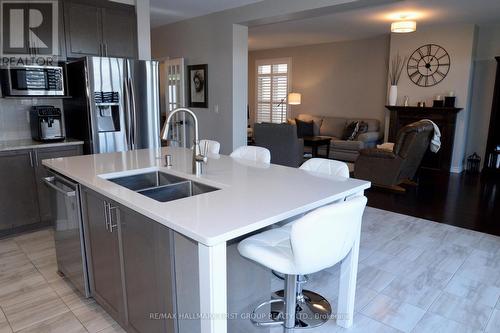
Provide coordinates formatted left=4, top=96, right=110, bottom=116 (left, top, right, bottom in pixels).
left=391, top=20, right=417, bottom=33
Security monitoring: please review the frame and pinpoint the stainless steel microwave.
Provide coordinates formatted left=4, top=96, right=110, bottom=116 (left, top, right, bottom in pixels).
left=0, top=65, right=65, bottom=96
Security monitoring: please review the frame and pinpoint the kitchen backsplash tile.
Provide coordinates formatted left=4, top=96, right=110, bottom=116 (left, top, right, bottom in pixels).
left=0, top=98, right=63, bottom=141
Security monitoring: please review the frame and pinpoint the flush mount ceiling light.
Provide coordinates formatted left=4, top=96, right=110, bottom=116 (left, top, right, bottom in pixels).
left=391, top=20, right=417, bottom=33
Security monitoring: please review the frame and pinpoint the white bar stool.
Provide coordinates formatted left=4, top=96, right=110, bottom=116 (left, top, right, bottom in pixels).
left=271, top=158, right=353, bottom=326
left=191, top=139, right=221, bottom=154
left=300, top=158, right=349, bottom=178
left=230, top=146, right=271, bottom=164
left=238, top=196, right=367, bottom=330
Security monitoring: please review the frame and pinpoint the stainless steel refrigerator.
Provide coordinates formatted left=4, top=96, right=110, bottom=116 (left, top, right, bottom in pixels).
left=64, top=57, right=160, bottom=154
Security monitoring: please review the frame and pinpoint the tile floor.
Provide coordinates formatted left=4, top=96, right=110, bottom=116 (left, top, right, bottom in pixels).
left=0, top=229, right=124, bottom=333
left=270, top=207, right=500, bottom=333
left=0, top=207, right=499, bottom=333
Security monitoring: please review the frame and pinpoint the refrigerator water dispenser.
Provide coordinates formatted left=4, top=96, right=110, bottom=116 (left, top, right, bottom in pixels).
left=95, top=92, right=120, bottom=132
left=97, top=104, right=121, bottom=132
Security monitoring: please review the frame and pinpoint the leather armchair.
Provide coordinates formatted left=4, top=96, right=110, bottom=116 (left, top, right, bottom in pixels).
left=253, top=123, right=304, bottom=167
left=354, top=120, right=434, bottom=191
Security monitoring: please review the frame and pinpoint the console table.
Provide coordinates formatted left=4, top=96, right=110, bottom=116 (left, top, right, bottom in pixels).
left=386, top=106, right=462, bottom=172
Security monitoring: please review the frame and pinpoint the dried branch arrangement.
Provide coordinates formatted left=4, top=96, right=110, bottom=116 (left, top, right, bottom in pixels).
left=389, top=53, right=408, bottom=85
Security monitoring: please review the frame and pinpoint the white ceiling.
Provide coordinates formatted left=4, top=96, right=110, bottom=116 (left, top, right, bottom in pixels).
left=248, top=0, right=500, bottom=50
left=150, top=0, right=264, bottom=27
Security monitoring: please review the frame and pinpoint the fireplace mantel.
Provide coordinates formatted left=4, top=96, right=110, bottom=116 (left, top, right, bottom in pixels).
left=385, top=105, right=463, bottom=172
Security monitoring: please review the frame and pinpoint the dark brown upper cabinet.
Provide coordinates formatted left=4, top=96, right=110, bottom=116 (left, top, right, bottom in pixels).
left=64, top=0, right=137, bottom=59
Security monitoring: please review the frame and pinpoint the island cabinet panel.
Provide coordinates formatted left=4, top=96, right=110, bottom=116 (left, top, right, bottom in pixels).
left=81, top=188, right=127, bottom=325
left=0, top=150, right=40, bottom=231
left=172, top=233, right=272, bottom=333
left=119, top=205, right=176, bottom=333
left=35, top=145, right=83, bottom=223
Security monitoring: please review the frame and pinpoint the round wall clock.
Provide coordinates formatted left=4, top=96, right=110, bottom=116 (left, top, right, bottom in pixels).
left=407, top=44, right=450, bottom=87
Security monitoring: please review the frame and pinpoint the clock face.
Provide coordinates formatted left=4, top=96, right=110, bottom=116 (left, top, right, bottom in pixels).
left=407, top=44, right=450, bottom=87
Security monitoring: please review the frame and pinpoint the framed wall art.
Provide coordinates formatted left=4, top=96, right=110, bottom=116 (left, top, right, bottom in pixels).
left=187, top=64, right=208, bottom=108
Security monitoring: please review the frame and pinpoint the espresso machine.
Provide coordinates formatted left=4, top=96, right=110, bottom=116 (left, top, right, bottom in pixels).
left=30, top=106, right=65, bottom=142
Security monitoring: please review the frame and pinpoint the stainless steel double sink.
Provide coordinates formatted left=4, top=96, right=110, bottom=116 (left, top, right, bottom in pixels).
left=108, top=171, right=218, bottom=203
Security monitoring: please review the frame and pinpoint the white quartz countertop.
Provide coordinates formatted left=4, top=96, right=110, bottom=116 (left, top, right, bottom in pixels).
left=43, top=147, right=370, bottom=246
left=0, top=138, right=84, bottom=152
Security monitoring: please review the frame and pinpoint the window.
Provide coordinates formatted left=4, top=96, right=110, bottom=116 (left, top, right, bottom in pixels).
left=255, top=58, right=291, bottom=123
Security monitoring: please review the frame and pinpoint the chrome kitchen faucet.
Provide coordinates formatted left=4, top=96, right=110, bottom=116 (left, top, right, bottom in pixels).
left=161, top=108, right=207, bottom=176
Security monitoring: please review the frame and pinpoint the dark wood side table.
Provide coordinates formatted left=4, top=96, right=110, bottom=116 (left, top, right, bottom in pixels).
left=303, top=136, right=332, bottom=158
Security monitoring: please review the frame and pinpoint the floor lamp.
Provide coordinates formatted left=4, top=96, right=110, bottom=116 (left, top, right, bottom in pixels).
left=288, top=92, right=301, bottom=119
left=277, top=92, right=301, bottom=122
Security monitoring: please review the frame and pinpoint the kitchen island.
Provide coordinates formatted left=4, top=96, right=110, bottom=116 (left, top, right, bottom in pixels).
left=43, top=147, right=370, bottom=333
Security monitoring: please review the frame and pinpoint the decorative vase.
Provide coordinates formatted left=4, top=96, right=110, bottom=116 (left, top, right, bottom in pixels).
left=389, top=85, right=398, bottom=106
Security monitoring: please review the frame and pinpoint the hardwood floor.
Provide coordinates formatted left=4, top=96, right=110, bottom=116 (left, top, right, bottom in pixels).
left=366, top=169, right=500, bottom=236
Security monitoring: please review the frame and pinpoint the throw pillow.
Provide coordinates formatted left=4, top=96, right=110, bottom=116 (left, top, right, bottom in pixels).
left=355, top=121, right=369, bottom=139
left=295, top=119, right=314, bottom=138
left=342, top=121, right=360, bottom=141
left=296, top=114, right=323, bottom=135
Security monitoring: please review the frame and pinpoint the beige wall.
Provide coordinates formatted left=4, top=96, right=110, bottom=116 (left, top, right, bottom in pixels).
left=151, top=0, right=369, bottom=154
left=389, top=24, right=476, bottom=173
left=248, top=35, right=390, bottom=128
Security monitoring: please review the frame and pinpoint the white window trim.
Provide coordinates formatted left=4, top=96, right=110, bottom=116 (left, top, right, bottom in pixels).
left=161, top=57, right=187, bottom=147
left=255, top=57, right=292, bottom=124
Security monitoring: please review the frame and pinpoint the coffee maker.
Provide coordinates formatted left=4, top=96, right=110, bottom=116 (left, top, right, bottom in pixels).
left=30, top=106, right=65, bottom=142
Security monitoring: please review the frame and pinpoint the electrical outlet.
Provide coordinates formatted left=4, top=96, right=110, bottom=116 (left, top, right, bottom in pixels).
left=214, top=104, right=219, bottom=114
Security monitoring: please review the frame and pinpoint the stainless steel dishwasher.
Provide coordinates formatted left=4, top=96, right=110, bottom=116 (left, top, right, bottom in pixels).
left=43, top=171, right=91, bottom=297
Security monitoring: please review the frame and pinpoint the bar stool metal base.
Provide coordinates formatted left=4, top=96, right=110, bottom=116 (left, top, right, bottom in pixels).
left=271, top=289, right=332, bottom=328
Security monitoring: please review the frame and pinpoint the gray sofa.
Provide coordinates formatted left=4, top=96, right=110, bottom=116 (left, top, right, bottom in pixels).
left=254, top=123, right=304, bottom=167
left=292, top=114, right=383, bottom=162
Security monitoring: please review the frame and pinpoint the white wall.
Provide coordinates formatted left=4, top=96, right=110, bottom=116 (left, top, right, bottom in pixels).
left=135, top=0, right=151, bottom=60
left=151, top=18, right=245, bottom=154
left=389, top=24, right=476, bottom=173
left=248, top=35, right=389, bottom=127
left=467, top=24, right=500, bottom=168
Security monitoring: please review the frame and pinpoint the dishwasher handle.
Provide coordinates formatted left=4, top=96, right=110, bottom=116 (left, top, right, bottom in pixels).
left=43, top=176, right=76, bottom=197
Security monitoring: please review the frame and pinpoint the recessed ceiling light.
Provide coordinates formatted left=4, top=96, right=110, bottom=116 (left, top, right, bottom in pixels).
left=391, top=20, right=417, bottom=33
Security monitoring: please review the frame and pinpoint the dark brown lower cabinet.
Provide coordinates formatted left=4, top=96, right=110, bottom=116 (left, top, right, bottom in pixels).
left=0, top=149, right=40, bottom=231
left=120, top=205, right=176, bottom=333
left=0, top=144, right=83, bottom=235
left=82, top=187, right=126, bottom=324
left=82, top=187, right=176, bottom=333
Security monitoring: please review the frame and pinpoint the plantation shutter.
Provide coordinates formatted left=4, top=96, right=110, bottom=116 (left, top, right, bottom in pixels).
left=256, top=58, right=291, bottom=123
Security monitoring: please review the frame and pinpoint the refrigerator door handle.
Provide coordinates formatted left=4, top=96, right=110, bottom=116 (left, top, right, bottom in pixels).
left=123, top=76, right=133, bottom=150
left=128, top=77, right=138, bottom=150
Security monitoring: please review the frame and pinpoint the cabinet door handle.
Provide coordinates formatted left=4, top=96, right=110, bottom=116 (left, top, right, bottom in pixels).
left=103, top=201, right=109, bottom=231
left=34, top=150, right=39, bottom=166
left=108, top=205, right=118, bottom=233
left=28, top=151, right=34, bottom=168
left=105, top=44, right=108, bottom=57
